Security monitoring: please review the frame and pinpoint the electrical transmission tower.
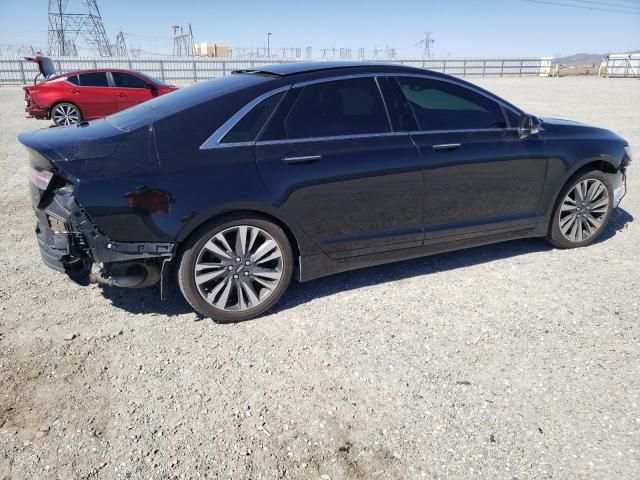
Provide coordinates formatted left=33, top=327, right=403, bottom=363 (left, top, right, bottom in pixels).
left=420, top=32, right=435, bottom=59
left=48, top=0, right=113, bottom=57
left=115, top=31, right=128, bottom=57
left=172, top=24, right=194, bottom=57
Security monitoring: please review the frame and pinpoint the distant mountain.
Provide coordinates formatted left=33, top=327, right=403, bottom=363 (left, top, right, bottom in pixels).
left=553, top=53, right=605, bottom=67
left=553, top=51, right=640, bottom=67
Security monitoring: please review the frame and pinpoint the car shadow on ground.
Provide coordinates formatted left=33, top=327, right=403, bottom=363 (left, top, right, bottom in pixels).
left=100, top=207, right=633, bottom=321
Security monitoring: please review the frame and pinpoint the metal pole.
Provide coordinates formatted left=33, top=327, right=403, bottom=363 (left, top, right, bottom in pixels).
left=19, top=60, right=26, bottom=84
left=267, top=33, right=272, bottom=59
left=160, top=61, right=165, bottom=82
left=500, top=60, right=504, bottom=77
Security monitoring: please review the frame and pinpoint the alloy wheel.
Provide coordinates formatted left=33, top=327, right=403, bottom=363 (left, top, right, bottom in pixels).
left=193, top=225, right=284, bottom=312
left=52, top=103, right=80, bottom=126
left=558, top=178, right=609, bottom=243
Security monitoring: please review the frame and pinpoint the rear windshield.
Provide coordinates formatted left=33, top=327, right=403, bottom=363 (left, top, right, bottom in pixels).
left=106, top=74, right=269, bottom=132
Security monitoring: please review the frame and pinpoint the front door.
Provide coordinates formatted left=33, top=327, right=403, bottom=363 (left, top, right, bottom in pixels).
left=75, top=71, right=118, bottom=119
left=392, top=75, right=547, bottom=241
left=254, top=77, right=424, bottom=259
left=110, top=71, right=155, bottom=111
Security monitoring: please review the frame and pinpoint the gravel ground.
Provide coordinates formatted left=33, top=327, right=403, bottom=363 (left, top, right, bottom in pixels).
left=0, top=77, right=638, bottom=480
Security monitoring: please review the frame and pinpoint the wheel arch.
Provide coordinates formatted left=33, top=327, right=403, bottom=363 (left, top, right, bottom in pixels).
left=49, top=100, right=84, bottom=120
left=174, top=207, right=314, bottom=267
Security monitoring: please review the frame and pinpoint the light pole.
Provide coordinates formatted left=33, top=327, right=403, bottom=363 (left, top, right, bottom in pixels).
left=267, top=32, right=272, bottom=58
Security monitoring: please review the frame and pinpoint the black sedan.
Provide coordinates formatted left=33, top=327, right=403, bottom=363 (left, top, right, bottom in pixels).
left=18, top=62, right=631, bottom=322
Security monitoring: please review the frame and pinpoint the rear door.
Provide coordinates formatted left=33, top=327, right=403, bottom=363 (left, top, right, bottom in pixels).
left=110, top=71, right=155, bottom=111
left=75, top=72, right=118, bottom=119
left=253, top=76, right=424, bottom=259
left=391, top=75, right=548, bottom=242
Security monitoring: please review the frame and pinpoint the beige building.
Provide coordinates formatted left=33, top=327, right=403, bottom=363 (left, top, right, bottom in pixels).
left=194, top=42, right=230, bottom=58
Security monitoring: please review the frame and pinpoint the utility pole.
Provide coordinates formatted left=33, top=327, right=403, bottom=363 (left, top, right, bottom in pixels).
left=267, top=32, right=272, bottom=59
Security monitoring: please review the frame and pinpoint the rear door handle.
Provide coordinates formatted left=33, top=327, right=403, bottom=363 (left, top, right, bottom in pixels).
left=281, top=155, right=322, bottom=164
left=116, top=92, right=127, bottom=98
left=432, top=143, right=461, bottom=152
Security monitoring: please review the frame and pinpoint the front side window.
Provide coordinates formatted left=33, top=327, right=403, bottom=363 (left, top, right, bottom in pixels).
left=78, top=72, right=109, bottom=87
left=395, top=76, right=507, bottom=131
left=221, top=92, right=284, bottom=144
left=112, top=72, right=148, bottom=89
left=283, top=77, right=390, bottom=139
left=66, top=74, right=79, bottom=85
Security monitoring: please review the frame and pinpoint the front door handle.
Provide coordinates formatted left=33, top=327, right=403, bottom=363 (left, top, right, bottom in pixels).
left=71, top=89, right=80, bottom=94
left=432, top=143, right=461, bottom=152
left=281, top=155, right=322, bottom=164
left=116, top=92, right=127, bottom=98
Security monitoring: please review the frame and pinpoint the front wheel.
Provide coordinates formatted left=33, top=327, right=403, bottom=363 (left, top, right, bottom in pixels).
left=51, top=102, right=82, bottom=126
left=547, top=170, right=613, bottom=248
left=177, top=216, right=293, bottom=322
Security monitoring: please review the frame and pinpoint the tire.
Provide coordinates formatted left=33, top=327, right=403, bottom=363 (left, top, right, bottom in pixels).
left=51, top=102, right=83, bottom=126
left=547, top=169, right=613, bottom=249
left=177, top=216, right=293, bottom=322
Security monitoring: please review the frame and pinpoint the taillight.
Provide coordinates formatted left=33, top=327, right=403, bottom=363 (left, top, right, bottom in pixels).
left=28, top=168, right=54, bottom=190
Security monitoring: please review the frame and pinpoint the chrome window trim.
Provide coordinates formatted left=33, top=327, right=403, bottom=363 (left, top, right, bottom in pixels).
left=256, top=131, right=409, bottom=146
left=407, top=127, right=519, bottom=136
left=200, top=85, right=290, bottom=150
left=200, top=71, right=524, bottom=150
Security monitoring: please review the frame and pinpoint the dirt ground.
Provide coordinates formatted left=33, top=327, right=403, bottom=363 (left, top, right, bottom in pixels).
left=0, top=76, right=638, bottom=480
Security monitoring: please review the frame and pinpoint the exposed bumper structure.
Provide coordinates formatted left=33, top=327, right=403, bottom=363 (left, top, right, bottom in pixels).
left=35, top=187, right=174, bottom=286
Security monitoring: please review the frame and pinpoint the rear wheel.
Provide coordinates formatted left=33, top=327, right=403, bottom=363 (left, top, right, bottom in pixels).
left=51, top=102, right=82, bottom=126
left=178, top=216, right=293, bottom=322
left=547, top=170, right=613, bottom=248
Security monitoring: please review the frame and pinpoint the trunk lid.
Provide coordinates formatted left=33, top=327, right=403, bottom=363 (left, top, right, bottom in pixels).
left=24, top=55, right=57, bottom=81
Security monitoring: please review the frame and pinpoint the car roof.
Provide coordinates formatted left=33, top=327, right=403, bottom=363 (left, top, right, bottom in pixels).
left=61, top=68, right=145, bottom=76
left=231, top=61, right=432, bottom=77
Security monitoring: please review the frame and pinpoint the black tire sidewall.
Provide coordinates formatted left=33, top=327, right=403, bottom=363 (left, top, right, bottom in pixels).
left=549, top=170, right=614, bottom=249
left=177, top=216, right=293, bottom=322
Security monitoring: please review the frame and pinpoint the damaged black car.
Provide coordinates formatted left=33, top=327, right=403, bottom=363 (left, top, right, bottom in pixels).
left=18, top=62, right=631, bottom=322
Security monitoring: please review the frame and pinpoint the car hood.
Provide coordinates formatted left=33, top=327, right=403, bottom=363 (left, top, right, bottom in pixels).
left=540, top=116, right=626, bottom=141
left=540, top=117, right=589, bottom=127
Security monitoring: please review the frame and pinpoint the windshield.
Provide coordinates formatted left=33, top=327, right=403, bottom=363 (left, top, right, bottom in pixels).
left=106, top=74, right=269, bottom=132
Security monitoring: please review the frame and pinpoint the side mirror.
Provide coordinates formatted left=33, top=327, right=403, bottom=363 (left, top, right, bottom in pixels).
left=145, top=83, right=158, bottom=96
left=518, top=113, right=541, bottom=139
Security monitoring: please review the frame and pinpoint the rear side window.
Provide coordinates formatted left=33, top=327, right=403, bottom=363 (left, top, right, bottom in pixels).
left=221, top=91, right=284, bottom=144
left=283, top=77, right=390, bottom=139
left=78, top=72, right=109, bottom=87
left=395, top=77, right=507, bottom=131
left=112, top=72, right=148, bottom=89
left=66, top=74, right=79, bottom=85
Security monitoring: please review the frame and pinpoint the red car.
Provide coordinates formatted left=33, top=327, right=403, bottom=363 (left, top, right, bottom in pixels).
left=23, top=56, right=177, bottom=126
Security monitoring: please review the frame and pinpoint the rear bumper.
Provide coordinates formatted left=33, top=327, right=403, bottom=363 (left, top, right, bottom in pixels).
left=34, top=187, right=175, bottom=284
left=24, top=98, right=49, bottom=120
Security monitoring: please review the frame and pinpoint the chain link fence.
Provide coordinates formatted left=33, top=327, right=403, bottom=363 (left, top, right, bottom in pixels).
left=0, top=57, right=553, bottom=86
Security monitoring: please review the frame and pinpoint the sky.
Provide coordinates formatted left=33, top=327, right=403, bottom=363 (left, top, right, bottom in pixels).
left=0, top=0, right=638, bottom=58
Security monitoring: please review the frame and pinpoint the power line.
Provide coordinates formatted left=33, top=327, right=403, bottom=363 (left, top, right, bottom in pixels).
left=566, top=0, right=640, bottom=10
left=522, top=0, right=640, bottom=14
